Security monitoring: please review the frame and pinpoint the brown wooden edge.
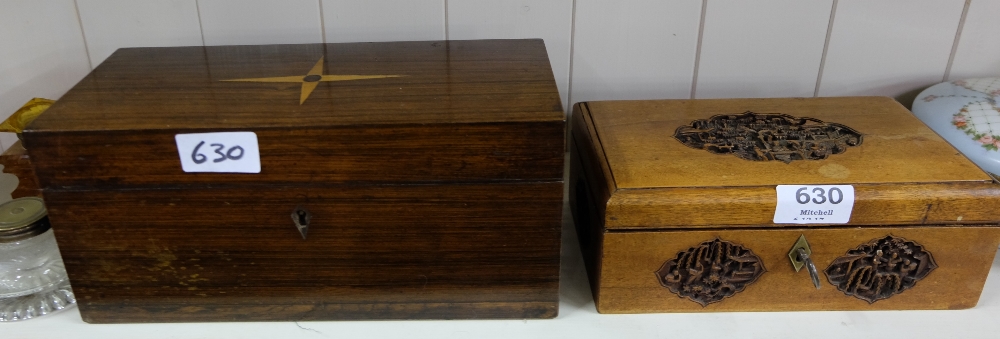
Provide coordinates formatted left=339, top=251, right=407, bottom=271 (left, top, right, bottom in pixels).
left=569, top=102, right=618, bottom=307
left=604, top=181, right=1000, bottom=229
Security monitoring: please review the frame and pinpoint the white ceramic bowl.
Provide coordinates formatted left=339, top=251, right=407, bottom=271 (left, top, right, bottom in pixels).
left=912, top=78, right=1000, bottom=176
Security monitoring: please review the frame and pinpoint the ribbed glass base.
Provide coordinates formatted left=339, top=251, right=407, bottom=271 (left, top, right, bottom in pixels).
left=0, top=280, right=75, bottom=322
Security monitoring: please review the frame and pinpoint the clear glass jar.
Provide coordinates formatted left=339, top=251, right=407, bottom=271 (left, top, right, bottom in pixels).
left=0, top=197, right=75, bottom=321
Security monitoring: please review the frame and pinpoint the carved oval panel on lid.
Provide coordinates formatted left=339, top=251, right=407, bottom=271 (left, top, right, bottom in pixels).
left=824, top=235, right=937, bottom=303
left=654, top=238, right=766, bottom=306
left=674, top=112, right=863, bottom=163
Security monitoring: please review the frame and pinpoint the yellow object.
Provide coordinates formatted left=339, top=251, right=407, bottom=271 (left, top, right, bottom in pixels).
left=0, top=98, right=54, bottom=135
left=221, top=57, right=403, bottom=105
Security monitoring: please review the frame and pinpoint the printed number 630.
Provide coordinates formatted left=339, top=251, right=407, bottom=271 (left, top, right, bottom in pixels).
left=795, top=187, right=845, bottom=205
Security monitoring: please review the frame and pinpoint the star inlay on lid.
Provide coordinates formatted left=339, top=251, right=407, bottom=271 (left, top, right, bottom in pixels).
left=221, top=57, right=404, bottom=104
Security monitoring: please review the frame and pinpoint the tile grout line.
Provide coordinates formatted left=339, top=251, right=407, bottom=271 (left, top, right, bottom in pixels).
left=317, top=0, right=327, bottom=43
left=72, top=0, right=94, bottom=70
left=443, top=0, right=449, bottom=40
left=689, top=0, right=708, bottom=99
left=943, top=0, right=971, bottom=81
left=565, top=0, right=577, bottom=115
left=195, top=0, right=206, bottom=46
left=813, top=0, right=838, bottom=97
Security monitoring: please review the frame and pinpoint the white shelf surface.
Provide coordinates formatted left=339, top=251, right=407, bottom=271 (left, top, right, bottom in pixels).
left=7, top=205, right=1000, bottom=339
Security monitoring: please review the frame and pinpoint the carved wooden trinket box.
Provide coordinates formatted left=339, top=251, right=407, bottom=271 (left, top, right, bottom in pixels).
left=22, top=40, right=565, bottom=322
left=570, top=97, right=1000, bottom=312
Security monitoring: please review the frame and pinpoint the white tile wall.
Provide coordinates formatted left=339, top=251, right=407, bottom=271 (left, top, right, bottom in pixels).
left=3, top=0, right=999, bottom=152
left=77, top=0, right=203, bottom=67
left=569, top=0, right=703, bottom=104
left=0, top=0, right=92, bottom=150
left=818, top=1, right=965, bottom=98
left=198, top=0, right=323, bottom=45
left=322, top=0, right=444, bottom=43
left=694, top=0, right=833, bottom=99
left=948, top=0, right=1000, bottom=80
left=448, top=0, right=573, bottom=111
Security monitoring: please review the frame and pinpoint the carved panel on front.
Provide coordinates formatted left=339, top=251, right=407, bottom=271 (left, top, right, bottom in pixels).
left=824, top=235, right=937, bottom=303
left=674, top=112, right=863, bottom=163
left=655, top=238, right=766, bottom=306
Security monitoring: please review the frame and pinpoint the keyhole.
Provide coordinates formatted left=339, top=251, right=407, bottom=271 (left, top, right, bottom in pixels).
left=296, top=210, right=308, bottom=225
left=292, top=206, right=311, bottom=240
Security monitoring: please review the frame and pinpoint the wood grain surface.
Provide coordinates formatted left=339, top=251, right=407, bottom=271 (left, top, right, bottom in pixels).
left=574, top=98, right=1000, bottom=228
left=25, top=40, right=566, bottom=322
left=26, top=121, right=564, bottom=189
left=23, top=40, right=566, bottom=189
left=598, top=226, right=1000, bottom=312
left=605, top=182, right=1000, bottom=228
left=569, top=98, right=1000, bottom=312
left=23, top=39, right=563, bottom=132
left=44, top=182, right=562, bottom=322
left=569, top=103, right=612, bottom=303
left=585, top=97, right=989, bottom=189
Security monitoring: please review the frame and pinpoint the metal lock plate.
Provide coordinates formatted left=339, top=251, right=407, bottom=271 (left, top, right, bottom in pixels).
left=788, top=235, right=811, bottom=272
left=788, top=234, right=821, bottom=289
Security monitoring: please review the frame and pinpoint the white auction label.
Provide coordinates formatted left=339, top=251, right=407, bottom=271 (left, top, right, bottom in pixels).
left=175, top=132, right=261, bottom=173
left=773, top=185, right=855, bottom=224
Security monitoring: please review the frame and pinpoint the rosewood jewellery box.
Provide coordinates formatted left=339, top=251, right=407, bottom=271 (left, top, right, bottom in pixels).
left=569, top=97, right=1000, bottom=313
left=21, top=39, right=566, bottom=323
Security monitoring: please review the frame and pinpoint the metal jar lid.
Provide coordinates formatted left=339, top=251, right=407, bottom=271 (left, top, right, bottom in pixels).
left=0, top=197, right=50, bottom=242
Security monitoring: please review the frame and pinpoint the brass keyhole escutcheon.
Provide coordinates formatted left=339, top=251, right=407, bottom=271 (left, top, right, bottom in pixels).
left=292, top=206, right=311, bottom=240
left=788, top=235, right=821, bottom=289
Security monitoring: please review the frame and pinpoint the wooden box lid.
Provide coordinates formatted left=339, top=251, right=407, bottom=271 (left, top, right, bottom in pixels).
left=575, top=97, right=1000, bottom=229
left=22, top=40, right=565, bottom=188
left=28, top=39, right=563, bottom=131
